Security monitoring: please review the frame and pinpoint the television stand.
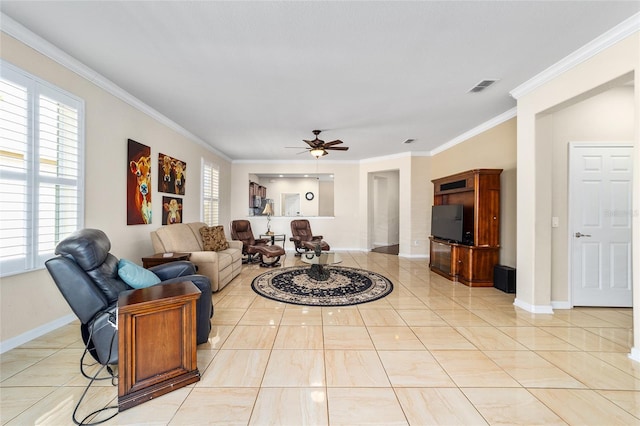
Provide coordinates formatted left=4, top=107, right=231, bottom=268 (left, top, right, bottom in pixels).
left=429, top=237, right=499, bottom=286
left=429, top=169, right=502, bottom=287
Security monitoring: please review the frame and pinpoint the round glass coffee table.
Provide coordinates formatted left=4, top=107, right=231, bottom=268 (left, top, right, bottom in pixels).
left=301, top=252, right=342, bottom=281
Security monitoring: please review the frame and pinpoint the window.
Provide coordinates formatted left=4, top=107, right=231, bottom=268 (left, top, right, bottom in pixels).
left=0, top=62, right=84, bottom=277
left=201, top=159, right=219, bottom=226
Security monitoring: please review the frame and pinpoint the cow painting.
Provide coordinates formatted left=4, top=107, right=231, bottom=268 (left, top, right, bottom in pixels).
left=162, top=196, right=183, bottom=225
left=157, top=153, right=186, bottom=196
left=158, top=153, right=174, bottom=194
left=173, top=160, right=186, bottom=195
left=127, top=139, right=152, bottom=225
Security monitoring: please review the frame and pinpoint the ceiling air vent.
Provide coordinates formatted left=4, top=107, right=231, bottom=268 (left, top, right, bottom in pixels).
left=469, top=79, right=498, bottom=93
left=403, top=138, right=415, bottom=144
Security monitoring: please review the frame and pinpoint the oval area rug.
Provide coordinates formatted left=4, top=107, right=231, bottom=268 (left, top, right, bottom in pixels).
left=251, top=265, right=394, bottom=307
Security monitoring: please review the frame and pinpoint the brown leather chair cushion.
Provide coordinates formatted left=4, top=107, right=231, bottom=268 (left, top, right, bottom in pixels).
left=301, top=240, right=330, bottom=251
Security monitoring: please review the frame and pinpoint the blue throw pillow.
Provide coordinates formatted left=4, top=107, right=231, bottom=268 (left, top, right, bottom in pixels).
left=117, top=259, right=161, bottom=289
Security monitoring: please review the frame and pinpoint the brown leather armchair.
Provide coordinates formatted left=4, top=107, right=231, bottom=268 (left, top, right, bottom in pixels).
left=289, top=219, right=330, bottom=255
left=231, top=220, right=285, bottom=267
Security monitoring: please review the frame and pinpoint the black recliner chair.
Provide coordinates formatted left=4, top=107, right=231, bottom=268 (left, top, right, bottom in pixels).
left=45, top=228, right=213, bottom=366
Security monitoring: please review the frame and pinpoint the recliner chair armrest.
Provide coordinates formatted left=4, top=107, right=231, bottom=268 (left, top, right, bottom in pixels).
left=149, top=260, right=197, bottom=280
left=254, top=238, right=270, bottom=245
left=311, top=235, right=324, bottom=241
left=290, top=236, right=302, bottom=242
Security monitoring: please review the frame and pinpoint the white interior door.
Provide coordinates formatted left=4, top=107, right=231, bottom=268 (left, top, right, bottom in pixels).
left=570, top=143, right=633, bottom=307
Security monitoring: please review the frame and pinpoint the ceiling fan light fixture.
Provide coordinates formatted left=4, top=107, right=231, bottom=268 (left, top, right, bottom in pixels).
left=310, top=148, right=325, bottom=158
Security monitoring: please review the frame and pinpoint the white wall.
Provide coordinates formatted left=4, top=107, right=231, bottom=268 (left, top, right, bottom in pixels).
left=318, top=180, right=334, bottom=216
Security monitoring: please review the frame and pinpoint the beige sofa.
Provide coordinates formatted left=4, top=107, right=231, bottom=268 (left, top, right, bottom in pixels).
left=150, top=222, right=242, bottom=292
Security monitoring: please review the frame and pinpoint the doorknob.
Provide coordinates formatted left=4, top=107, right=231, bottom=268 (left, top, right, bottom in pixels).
left=575, top=232, right=592, bottom=238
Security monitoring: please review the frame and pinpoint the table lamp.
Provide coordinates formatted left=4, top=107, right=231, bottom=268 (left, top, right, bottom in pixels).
left=262, top=202, right=274, bottom=235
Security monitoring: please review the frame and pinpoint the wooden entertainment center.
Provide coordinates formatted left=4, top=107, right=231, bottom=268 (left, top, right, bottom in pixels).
left=429, top=169, right=502, bottom=287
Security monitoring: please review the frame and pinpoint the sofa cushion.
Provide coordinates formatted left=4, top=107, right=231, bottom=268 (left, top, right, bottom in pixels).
left=154, top=223, right=203, bottom=252
left=216, top=251, right=233, bottom=270
left=200, top=226, right=229, bottom=251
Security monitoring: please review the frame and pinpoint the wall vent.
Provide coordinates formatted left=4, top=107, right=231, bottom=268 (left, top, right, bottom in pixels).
left=469, top=79, right=499, bottom=93
left=403, top=138, right=415, bottom=144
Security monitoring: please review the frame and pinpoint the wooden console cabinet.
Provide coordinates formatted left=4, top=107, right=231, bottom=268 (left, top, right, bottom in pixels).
left=429, top=169, right=502, bottom=287
left=118, top=281, right=201, bottom=411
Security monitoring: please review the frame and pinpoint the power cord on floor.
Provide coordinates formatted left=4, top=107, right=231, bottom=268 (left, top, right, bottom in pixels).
left=73, top=316, right=119, bottom=425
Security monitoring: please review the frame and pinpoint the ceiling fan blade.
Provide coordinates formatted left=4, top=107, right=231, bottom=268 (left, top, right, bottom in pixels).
left=324, top=139, right=343, bottom=147
left=326, top=146, right=349, bottom=151
left=303, top=139, right=319, bottom=148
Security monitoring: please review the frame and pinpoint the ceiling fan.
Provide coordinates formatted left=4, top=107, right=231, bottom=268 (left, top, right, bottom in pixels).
left=288, top=130, right=349, bottom=158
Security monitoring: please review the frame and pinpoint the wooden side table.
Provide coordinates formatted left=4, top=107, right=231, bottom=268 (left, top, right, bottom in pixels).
left=141, top=252, right=191, bottom=269
left=117, top=281, right=201, bottom=411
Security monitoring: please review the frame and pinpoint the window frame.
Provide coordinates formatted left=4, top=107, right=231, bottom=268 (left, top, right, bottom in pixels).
left=0, top=61, right=85, bottom=277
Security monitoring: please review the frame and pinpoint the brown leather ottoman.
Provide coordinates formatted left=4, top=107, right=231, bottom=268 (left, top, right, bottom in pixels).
left=252, top=244, right=285, bottom=267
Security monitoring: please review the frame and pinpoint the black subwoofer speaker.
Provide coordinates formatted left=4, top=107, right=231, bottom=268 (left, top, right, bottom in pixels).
left=494, top=265, right=516, bottom=293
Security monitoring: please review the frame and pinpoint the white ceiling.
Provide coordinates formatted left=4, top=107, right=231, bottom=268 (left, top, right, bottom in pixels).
left=1, top=1, right=638, bottom=162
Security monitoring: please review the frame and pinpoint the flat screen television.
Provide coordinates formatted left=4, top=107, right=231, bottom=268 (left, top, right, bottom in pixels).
left=431, top=204, right=464, bottom=243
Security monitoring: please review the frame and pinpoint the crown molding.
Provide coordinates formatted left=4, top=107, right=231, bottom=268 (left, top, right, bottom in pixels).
left=510, top=12, right=640, bottom=100
left=359, top=151, right=413, bottom=164
left=430, top=107, right=517, bottom=156
left=0, top=13, right=231, bottom=162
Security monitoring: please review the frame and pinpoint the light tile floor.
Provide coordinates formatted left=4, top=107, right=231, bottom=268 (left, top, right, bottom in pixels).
left=2, top=251, right=639, bottom=425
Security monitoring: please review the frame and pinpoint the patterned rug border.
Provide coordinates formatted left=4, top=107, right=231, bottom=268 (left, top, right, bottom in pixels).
left=251, top=265, right=394, bottom=307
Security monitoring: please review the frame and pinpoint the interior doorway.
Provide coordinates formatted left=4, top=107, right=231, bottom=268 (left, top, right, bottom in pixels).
left=368, top=170, right=400, bottom=254
left=281, top=193, right=300, bottom=216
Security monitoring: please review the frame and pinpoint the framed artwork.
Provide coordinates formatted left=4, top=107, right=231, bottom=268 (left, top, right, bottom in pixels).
left=127, top=139, right=152, bottom=225
left=162, top=196, right=183, bottom=225
left=157, top=153, right=186, bottom=195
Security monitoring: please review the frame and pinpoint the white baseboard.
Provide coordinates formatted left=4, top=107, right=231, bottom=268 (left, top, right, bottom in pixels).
left=629, top=347, right=640, bottom=363
left=398, top=253, right=429, bottom=259
left=0, top=313, right=76, bottom=354
left=551, top=301, right=572, bottom=310
left=513, top=298, right=554, bottom=314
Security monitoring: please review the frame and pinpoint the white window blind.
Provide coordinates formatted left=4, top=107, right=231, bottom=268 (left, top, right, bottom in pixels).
left=0, top=62, right=84, bottom=276
left=202, top=159, right=219, bottom=226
